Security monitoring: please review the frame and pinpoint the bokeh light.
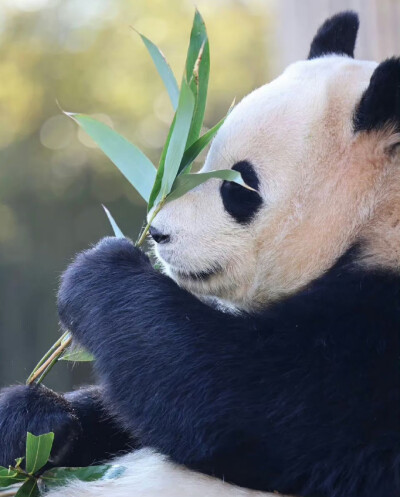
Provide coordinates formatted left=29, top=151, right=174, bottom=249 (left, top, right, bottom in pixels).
left=40, top=115, right=74, bottom=150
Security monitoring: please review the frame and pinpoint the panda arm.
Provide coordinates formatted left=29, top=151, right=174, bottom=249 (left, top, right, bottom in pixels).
left=58, top=238, right=279, bottom=475
left=58, top=237, right=400, bottom=495
left=62, top=386, right=137, bottom=466
left=0, top=384, right=135, bottom=468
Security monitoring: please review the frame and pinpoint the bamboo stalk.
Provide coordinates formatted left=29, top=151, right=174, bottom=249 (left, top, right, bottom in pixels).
left=26, top=331, right=69, bottom=385
left=27, top=334, right=72, bottom=385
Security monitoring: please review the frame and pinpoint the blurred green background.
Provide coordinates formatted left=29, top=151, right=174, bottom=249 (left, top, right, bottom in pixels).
left=0, top=0, right=398, bottom=391
left=0, top=0, right=270, bottom=390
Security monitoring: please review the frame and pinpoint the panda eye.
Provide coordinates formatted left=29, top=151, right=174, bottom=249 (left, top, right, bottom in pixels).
left=220, top=160, right=263, bottom=224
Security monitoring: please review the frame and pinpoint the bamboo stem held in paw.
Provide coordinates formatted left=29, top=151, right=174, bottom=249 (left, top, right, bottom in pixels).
left=26, top=199, right=165, bottom=386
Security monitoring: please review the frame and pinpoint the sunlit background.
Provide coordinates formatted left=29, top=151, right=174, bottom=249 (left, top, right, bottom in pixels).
left=0, top=0, right=399, bottom=391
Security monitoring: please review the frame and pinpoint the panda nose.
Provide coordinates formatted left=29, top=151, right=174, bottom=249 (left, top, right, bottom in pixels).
left=149, top=226, right=170, bottom=244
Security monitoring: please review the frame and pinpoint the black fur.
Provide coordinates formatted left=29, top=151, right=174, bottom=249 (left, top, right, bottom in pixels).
left=308, top=11, right=359, bottom=60
left=62, top=387, right=136, bottom=466
left=354, top=58, right=400, bottom=133
left=0, top=384, right=135, bottom=469
left=220, top=161, right=262, bottom=224
left=0, top=384, right=80, bottom=469
left=1, top=237, right=398, bottom=496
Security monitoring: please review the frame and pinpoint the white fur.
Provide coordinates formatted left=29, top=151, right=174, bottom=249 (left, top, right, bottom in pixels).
left=150, top=55, right=379, bottom=309
left=45, top=450, right=280, bottom=497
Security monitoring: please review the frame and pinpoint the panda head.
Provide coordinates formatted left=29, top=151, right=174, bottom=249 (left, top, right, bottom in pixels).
left=150, top=12, right=400, bottom=311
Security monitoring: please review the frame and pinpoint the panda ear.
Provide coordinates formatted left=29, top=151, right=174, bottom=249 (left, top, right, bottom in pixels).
left=354, top=58, right=400, bottom=134
left=308, top=11, right=359, bottom=59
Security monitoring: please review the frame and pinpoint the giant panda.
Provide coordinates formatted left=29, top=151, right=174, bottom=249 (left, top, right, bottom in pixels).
left=1, top=10, right=400, bottom=497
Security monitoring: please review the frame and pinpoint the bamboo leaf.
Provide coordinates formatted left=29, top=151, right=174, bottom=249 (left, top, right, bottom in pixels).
left=159, top=78, right=195, bottom=198
left=147, top=10, right=209, bottom=211
left=65, top=113, right=156, bottom=202
left=102, top=205, right=124, bottom=238
left=60, top=348, right=94, bottom=362
left=166, top=169, right=253, bottom=203
left=41, top=465, right=126, bottom=489
left=15, top=479, right=39, bottom=497
left=0, top=468, right=26, bottom=488
left=25, top=432, right=54, bottom=475
left=147, top=114, right=176, bottom=212
left=136, top=32, right=179, bottom=110
left=185, top=10, right=210, bottom=147
left=178, top=114, right=226, bottom=175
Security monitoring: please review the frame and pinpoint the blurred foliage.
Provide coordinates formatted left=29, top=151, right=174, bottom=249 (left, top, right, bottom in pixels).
left=0, top=0, right=271, bottom=390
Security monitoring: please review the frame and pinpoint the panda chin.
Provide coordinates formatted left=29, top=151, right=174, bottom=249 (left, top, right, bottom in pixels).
left=169, top=266, right=243, bottom=315
left=173, top=266, right=221, bottom=281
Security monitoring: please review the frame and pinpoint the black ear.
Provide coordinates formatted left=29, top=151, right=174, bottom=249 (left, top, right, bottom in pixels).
left=308, top=11, right=359, bottom=60
left=354, top=58, right=400, bottom=133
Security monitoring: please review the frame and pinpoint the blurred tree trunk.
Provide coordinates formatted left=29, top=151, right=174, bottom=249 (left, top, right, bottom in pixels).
left=270, top=0, right=400, bottom=75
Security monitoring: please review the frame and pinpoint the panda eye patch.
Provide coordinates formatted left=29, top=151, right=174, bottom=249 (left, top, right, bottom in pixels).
left=220, top=160, right=263, bottom=224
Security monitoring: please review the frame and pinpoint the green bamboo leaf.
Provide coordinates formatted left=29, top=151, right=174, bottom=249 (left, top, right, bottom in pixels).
left=159, top=78, right=195, bottom=198
left=65, top=113, right=156, bottom=202
left=147, top=114, right=176, bottom=212
left=0, top=467, right=26, bottom=488
left=102, top=205, right=124, bottom=238
left=25, top=432, right=54, bottom=475
left=166, top=169, right=253, bottom=203
left=147, top=11, right=208, bottom=211
left=41, top=465, right=126, bottom=489
left=178, top=114, right=226, bottom=175
left=136, top=31, right=179, bottom=110
left=185, top=10, right=210, bottom=147
left=60, top=347, right=94, bottom=362
left=15, top=479, right=39, bottom=497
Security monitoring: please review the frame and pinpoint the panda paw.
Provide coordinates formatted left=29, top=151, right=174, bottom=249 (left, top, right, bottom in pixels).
left=57, top=237, right=152, bottom=342
left=75, top=236, right=151, bottom=268
left=0, top=385, right=81, bottom=469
